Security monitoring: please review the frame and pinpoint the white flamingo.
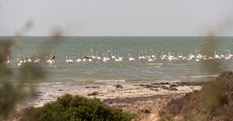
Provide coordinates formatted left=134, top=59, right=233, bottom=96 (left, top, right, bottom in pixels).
left=188, top=52, right=195, bottom=61
left=27, top=56, right=32, bottom=63
left=118, top=53, right=123, bottom=62
left=160, top=50, right=167, bottom=60
left=148, top=57, right=154, bottom=62
left=111, top=53, right=116, bottom=59
left=214, top=51, right=221, bottom=59
left=7, top=56, right=11, bottom=64
left=88, top=58, right=93, bottom=62
left=128, top=54, right=135, bottom=62
left=76, top=55, right=82, bottom=63
left=138, top=51, right=145, bottom=60
left=225, top=50, right=233, bottom=60
left=96, top=51, right=101, bottom=60
left=150, top=49, right=156, bottom=59
left=34, top=55, right=40, bottom=64
left=16, top=58, right=22, bottom=66
left=23, top=56, right=27, bottom=63
left=102, top=53, right=110, bottom=62
left=66, top=56, right=73, bottom=63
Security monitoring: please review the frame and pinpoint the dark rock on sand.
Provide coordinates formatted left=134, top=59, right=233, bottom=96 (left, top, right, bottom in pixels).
left=141, top=109, right=151, bottom=113
left=150, top=88, right=159, bottom=91
left=159, top=82, right=170, bottom=85
left=87, top=91, right=99, bottom=96
left=36, top=91, right=43, bottom=94
left=85, top=86, right=100, bottom=89
left=161, top=85, right=169, bottom=90
left=169, top=87, right=178, bottom=91
left=115, top=85, right=123, bottom=89
left=170, top=84, right=179, bottom=88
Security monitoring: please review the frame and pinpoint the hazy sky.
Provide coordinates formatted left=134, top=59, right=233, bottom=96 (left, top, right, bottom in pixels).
left=0, top=0, right=232, bottom=36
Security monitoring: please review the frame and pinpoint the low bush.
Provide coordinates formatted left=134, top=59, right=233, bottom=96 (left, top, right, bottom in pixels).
left=21, top=94, right=134, bottom=121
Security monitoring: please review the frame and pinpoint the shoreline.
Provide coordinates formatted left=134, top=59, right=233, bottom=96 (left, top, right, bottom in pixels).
left=17, top=81, right=202, bottom=120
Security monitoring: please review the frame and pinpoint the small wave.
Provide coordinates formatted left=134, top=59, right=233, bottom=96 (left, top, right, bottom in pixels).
left=96, top=79, right=125, bottom=83
left=76, top=79, right=125, bottom=85
left=39, top=81, right=63, bottom=86
left=190, top=75, right=217, bottom=78
left=146, top=63, right=163, bottom=66
left=146, top=63, right=156, bottom=65
left=156, top=63, right=163, bottom=66
left=125, top=79, right=181, bottom=83
left=175, top=63, right=188, bottom=66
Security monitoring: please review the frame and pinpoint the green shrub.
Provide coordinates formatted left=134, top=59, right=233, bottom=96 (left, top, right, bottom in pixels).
left=21, top=94, right=134, bottom=121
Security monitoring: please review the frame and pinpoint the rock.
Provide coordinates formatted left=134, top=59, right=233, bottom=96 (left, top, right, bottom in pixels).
left=115, top=85, right=123, bottom=89
left=85, top=86, right=100, bottom=89
left=141, top=109, right=151, bottom=113
left=58, top=89, right=63, bottom=91
left=36, top=91, right=43, bottom=94
left=87, top=91, right=99, bottom=96
left=169, top=87, right=178, bottom=91
left=93, top=86, right=100, bottom=88
left=144, top=109, right=150, bottom=113
left=151, top=83, right=160, bottom=85
left=159, top=82, right=169, bottom=85
left=150, top=88, right=159, bottom=91
left=161, top=85, right=169, bottom=90
left=170, top=84, right=179, bottom=88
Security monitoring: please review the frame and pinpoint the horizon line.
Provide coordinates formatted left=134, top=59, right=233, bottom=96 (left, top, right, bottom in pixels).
left=1, top=35, right=233, bottom=37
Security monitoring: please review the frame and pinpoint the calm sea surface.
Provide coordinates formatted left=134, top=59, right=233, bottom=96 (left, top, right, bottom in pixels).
left=2, top=36, right=233, bottom=88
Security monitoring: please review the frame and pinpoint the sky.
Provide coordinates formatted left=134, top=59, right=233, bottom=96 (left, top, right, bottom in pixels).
left=0, top=0, right=232, bottom=36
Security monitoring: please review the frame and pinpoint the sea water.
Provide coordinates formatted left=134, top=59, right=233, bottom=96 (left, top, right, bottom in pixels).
left=2, top=36, right=233, bottom=89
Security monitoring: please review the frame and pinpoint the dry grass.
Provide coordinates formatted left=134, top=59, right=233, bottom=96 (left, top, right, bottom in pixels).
left=159, top=71, right=233, bottom=121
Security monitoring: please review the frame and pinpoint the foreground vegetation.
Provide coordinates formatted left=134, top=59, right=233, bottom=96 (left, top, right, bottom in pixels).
left=159, top=71, right=233, bottom=121
left=21, top=94, right=135, bottom=121
left=1, top=36, right=134, bottom=121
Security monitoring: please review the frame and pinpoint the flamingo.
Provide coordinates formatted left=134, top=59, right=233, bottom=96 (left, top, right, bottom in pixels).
left=66, top=56, right=73, bottom=63
left=150, top=49, right=156, bottom=59
left=90, top=49, right=96, bottom=60
left=128, top=54, right=135, bottom=62
left=47, top=55, right=55, bottom=64
left=88, top=58, right=93, bottom=62
left=188, top=52, right=195, bottom=61
left=16, top=58, right=22, bottom=66
left=117, top=53, right=123, bottom=62
left=76, top=55, right=82, bottom=63
left=148, top=57, right=154, bottom=62
left=34, top=55, right=40, bottom=64
left=111, top=53, right=116, bottom=59
left=160, top=50, right=167, bottom=61
left=96, top=51, right=101, bottom=60
left=225, top=50, right=233, bottom=60
left=138, top=51, right=145, bottom=60
left=27, top=56, right=32, bottom=63
left=214, top=51, right=221, bottom=59
left=7, top=56, right=11, bottom=64
left=177, top=53, right=185, bottom=60
left=102, top=53, right=110, bottom=62
left=23, top=56, right=27, bottom=63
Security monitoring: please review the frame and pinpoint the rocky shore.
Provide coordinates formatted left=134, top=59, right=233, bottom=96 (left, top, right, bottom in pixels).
left=16, top=81, right=202, bottom=121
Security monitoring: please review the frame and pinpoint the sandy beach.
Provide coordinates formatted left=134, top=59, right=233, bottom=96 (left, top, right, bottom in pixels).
left=15, top=81, right=201, bottom=121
